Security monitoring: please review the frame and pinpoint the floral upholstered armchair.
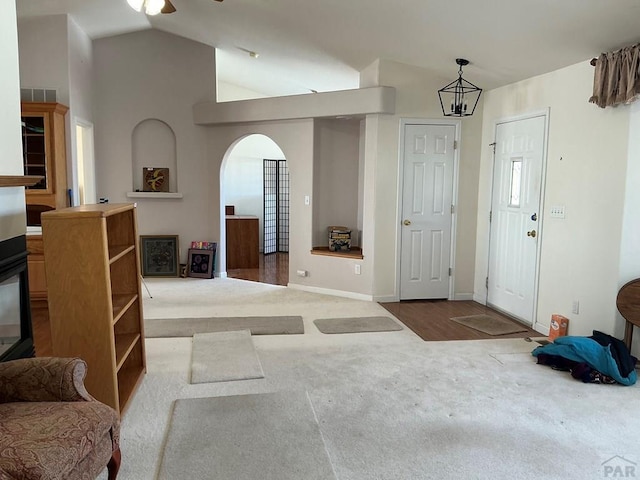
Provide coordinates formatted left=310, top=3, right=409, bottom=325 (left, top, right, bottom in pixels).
left=0, top=357, right=121, bottom=480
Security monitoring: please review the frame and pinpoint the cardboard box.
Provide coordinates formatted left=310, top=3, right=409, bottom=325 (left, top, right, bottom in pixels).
left=548, top=314, right=569, bottom=341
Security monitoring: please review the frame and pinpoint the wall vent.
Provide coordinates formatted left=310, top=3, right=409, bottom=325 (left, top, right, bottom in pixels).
left=20, top=88, right=57, bottom=103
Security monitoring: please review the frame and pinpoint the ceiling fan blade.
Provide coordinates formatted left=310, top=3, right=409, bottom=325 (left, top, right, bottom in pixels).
left=161, top=0, right=176, bottom=14
left=213, top=0, right=224, bottom=2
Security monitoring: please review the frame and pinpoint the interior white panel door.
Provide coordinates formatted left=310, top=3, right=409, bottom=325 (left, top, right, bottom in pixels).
left=400, top=124, right=455, bottom=300
left=488, top=115, right=546, bottom=324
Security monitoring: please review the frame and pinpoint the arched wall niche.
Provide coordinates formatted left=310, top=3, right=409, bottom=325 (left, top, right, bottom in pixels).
left=131, top=119, right=178, bottom=192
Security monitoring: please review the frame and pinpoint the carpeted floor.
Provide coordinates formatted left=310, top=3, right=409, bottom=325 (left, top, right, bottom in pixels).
left=98, top=278, right=640, bottom=480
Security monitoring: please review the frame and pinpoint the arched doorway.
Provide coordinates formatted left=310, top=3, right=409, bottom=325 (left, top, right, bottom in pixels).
left=221, top=134, right=289, bottom=286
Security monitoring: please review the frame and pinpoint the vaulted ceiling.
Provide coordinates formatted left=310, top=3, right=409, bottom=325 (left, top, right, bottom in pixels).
left=16, top=0, right=640, bottom=97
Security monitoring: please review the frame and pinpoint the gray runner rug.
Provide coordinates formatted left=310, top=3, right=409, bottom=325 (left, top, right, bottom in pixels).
left=190, top=330, right=264, bottom=384
left=450, top=314, right=527, bottom=335
left=157, top=391, right=336, bottom=480
left=145, top=315, right=304, bottom=337
left=314, top=316, right=402, bottom=334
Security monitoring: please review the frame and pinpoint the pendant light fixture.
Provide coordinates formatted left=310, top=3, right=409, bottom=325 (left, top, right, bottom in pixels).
left=438, top=58, right=482, bottom=117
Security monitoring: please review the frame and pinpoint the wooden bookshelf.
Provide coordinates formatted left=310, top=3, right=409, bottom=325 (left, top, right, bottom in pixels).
left=41, top=203, right=146, bottom=415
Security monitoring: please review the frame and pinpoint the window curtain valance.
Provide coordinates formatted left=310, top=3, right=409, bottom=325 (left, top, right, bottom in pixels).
left=589, top=43, right=640, bottom=108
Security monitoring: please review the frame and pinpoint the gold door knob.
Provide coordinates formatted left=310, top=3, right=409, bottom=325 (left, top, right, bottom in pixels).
left=403, top=219, right=411, bottom=226
left=527, top=230, right=537, bottom=238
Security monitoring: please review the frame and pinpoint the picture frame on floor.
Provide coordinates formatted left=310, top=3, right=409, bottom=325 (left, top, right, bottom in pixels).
left=140, top=235, right=180, bottom=277
left=187, top=248, right=215, bottom=279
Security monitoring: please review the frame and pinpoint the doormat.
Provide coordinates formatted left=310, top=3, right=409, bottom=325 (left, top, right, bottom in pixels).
left=450, top=314, right=528, bottom=336
left=145, top=315, right=304, bottom=337
left=313, top=316, right=402, bottom=334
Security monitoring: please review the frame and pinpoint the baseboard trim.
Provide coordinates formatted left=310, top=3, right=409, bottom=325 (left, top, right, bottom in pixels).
left=473, top=293, right=486, bottom=304
left=374, top=295, right=399, bottom=303
left=287, top=283, right=373, bottom=301
left=453, top=293, right=474, bottom=301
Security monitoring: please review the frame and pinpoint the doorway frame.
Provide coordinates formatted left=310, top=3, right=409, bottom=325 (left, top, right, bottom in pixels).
left=396, top=117, right=462, bottom=301
left=486, top=109, right=550, bottom=332
left=73, top=117, right=96, bottom=206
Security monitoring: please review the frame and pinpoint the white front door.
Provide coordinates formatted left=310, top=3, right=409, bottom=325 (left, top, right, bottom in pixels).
left=400, top=123, right=456, bottom=300
left=487, top=114, right=547, bottom=324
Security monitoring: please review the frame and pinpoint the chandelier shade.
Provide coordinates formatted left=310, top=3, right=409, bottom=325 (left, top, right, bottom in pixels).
left=438, top=58, right=482, bottom=117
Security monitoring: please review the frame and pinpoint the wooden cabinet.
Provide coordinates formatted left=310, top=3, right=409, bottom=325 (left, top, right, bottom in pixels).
left=25, top=235, right=46, bottom=301
left=21, top=102, right=69, bottom=214
left=22, top=102, right=69, bottom=304
left=226, top=215, right=259, bottom=269
left=42, top=203, right=146, bottom=415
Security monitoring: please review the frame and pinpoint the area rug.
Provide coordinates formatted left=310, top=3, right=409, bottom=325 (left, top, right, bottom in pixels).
left=144, top=315, right=304, bottom=337
left=450, top=314, right=527, bottom=335
left=313, top=316, right=402, bottom=334
left=190, top=330, right=264, bottom=384
left=157, top=392, right=336, bottom=480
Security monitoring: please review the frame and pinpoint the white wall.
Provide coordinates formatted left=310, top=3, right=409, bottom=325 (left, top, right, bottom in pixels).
left=618, top=100, right=640, bottom=355
left=67, top=16, right=94, bottom=206
left=217, top=80, right=268, bottom=102
left=368, top=60, right=483, bottom=301
left=17, top=15, right=69, bottom=105
left=224, top=134, right=286, bottom=252
left=17, top=14, right=95, bottom=207
left=93, top=29, right=216, bottom=263
left=475, top=60, right=630, bottom=337
left=0, top=3, right=27, bottom=241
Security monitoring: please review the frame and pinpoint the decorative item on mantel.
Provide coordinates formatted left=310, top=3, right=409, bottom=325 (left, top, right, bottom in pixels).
left=328, top=226, right=351, bottom=252
left=143, top=167, right=170, bottom=192
left=438, top=58, right=482, bottom=117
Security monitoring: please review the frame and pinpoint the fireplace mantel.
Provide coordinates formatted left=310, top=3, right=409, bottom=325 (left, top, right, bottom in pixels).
left=0, top=176, right=43, bottom=188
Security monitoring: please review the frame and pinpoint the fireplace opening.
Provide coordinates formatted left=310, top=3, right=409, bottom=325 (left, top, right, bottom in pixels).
left=0, top=235, right=35, bottom=361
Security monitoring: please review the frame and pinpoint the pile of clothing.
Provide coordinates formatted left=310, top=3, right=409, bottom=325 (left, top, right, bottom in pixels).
left=531, top=330, right=637, bottom=386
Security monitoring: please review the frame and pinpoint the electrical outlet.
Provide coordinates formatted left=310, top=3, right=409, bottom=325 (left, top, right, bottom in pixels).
left=572, top=300, right=580, bottom=315
left=296, top=270, right=307, bottom=277
left=354, top=264, right=361, bottom=275
left=304, top=195, right=310, bottom=206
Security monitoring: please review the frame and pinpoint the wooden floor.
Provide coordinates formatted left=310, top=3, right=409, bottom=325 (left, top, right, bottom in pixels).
left=227, top=252, right=289, bottom=286
left=381, top=299, right=540, bottom=341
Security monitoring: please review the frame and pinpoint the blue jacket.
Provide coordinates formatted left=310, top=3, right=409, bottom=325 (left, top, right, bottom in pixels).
left=532, top=336, right=637, bottom=386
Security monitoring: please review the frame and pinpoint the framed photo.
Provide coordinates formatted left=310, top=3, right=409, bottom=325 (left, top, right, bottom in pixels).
left=140, top=235, right=179, bottom=277
left=187, top=248, right=215, bottom=279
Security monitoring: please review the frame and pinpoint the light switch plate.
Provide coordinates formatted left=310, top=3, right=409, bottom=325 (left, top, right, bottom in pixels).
left=550, top=205, right=565, bottom=218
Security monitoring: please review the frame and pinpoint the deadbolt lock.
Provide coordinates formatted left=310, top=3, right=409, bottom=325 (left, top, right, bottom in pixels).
left=527, top=230, right=537, bottom=238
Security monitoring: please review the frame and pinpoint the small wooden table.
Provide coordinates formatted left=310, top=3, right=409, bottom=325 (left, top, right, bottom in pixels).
left=616, top=278, right=640, bottom=349
left=226, top=215, right=259, bottom=269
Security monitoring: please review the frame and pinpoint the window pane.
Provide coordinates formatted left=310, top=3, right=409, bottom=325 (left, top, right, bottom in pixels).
left=509, top=158, right=522, bottom=207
